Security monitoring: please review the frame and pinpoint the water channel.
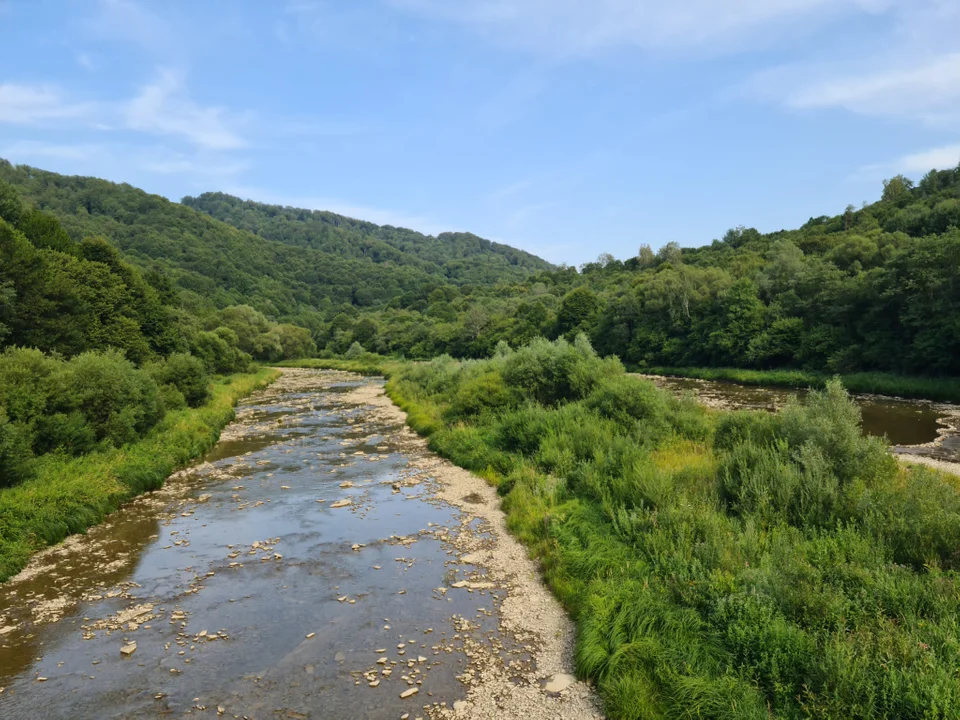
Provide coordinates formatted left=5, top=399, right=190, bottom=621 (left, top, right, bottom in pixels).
left=0, top=370, right=599, bottom=720
left=642, top=374, right=960, bottom=462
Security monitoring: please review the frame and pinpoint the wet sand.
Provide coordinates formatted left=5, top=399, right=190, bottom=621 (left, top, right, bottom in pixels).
left=0, top=370, right=601, bottom=719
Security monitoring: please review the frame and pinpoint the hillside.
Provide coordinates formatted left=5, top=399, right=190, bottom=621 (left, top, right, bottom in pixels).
left=0, top=162, right=552, bottom=322
left=296, top=165, right=960, bottom=375
left=183, top=192, right=552, bottom=286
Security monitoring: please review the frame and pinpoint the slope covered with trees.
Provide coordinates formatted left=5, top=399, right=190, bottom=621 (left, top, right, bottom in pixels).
left=184, top=191, right=552, bottom=286
left=269, top=165, right=960, bottom=378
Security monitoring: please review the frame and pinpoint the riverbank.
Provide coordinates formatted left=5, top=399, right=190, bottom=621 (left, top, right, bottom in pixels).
left=386, top=340, right=960, bottom=719
left=0, top=368, right=601, bottom=719
left=643, top=365, right=960, bottom=403
left=0, top=367, right=279, bottom=582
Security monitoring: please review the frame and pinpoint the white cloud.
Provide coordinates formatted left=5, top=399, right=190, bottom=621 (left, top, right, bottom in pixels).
left=855, top=143, right=960, bottom=180
left=77, top=53, right=96, bottom=71
left=0, top=84, right=91, bottom=124
left=781, top=52, right=960, bottom=125
left=897, top=144, right=960, bottom=172
left=124, top=69, right=248, bottom=150
left=391, top=0, right=886, bottom=55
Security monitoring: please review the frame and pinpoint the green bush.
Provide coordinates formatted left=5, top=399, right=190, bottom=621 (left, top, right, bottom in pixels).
left=0, top=407, right=33, bottom=487
left=51, top=350, right=163, bottom=447
left=147, top=352, right=210, bottom=407
left=501, top=334, right=622, bottom=406
left=714, top=410, right=781, bottom=452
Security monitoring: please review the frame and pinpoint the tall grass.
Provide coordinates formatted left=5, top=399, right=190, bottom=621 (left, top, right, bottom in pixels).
left=0, top=368, right=278, bottom=581
left=645, top=365, right=960, bottom=403
left=388, top=337, right=960, bottom=719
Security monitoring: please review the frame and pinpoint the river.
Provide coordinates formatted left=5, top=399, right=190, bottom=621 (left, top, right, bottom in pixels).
left=0, top=370, right=600, bottom=720
left=642, top=374, right=960, bottom=463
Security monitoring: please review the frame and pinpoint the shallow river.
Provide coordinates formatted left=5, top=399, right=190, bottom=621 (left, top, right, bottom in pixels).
left=0, top=370, right=599, bottom=720
left=643, top=375, right=960, bottom=462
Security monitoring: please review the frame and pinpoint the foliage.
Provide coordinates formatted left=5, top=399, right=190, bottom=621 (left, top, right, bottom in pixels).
left=387, top=338, right=960, bottom=719
left=146, top=352, right=211, bottom=407
left=0, top=368, right=278, bottom=581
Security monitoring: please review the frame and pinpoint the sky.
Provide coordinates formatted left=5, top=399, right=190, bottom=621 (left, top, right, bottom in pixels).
left=0, top=0, right=958, bottom=265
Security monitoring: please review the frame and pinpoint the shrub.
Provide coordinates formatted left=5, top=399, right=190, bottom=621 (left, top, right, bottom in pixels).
left=714, top=410, right=781, bottom=452
left=501, top=335, right=622, bottom=406
left=448, top=369, right=513, bottom=419
left=344, top=341, right=365, bottom=360
left=147, top=352, right=210, bottom=407
left=51, top=350, right=163, bottom=447
left=0, top=406, right=33, bottom=486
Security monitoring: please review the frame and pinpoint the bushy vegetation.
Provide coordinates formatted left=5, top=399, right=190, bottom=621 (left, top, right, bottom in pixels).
left=0, top=368, right=278, bottom=581
left=389, top=336, right=960, bottom=719
left=190, top=164, right=960, bottom=392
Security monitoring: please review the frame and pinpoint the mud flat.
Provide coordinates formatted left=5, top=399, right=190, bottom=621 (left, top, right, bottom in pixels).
left=0, top=369, right=601, bottom=720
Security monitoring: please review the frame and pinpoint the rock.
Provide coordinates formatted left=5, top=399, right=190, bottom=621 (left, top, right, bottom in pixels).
left=544, top=673, right=576, bottom=693
left=37, top=677, right=48, bottom=682
left=339, top=481, right=354, bottom=488
left=453, top=700, right=469, bottom=714
left=377, top=657, right=389, bottom=665
left=330, top=499, right=352, bottom=508
left=399, top=687, right=419, bottom=699
left=368, top=679, right=380, bottom=687
left=120, top=643, right=137, bottom=656
left=334, top=651, right=345, bottom=662
left=305, top=632, right=315, bottom=639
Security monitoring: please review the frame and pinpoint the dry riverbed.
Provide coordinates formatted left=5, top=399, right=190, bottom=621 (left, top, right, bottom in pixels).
left=0, top=369, right=601, bottom=720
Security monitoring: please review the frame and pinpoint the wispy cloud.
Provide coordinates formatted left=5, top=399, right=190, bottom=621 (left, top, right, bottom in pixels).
left=0, top=84, right=92, bottom=125
left=77, top=53, right=96, bottom=71
left=1, top=140, right=102, bottom=161
left=854, top=143, right=960, bottom=181
left=124, top=69, right=248, bottom=150
left=774, top=52, right=960, bottom=126
left=391, top=0, right=886, bottom=56
left=89, top=0, right=176, bottom=56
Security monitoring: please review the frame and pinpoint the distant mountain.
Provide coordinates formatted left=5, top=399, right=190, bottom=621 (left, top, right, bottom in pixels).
left=0, top=161, right=552, bottom=319
left=183, top=192, right=552, bottom=286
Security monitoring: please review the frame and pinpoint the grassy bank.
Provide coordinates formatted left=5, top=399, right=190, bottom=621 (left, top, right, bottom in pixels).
left=644, top=365, right=960, bottom=403
left=273, top=354, right=396, bottom=377
left=0, top=367, right=279, bottom=582
left=387, top=339, right=960, bottom=719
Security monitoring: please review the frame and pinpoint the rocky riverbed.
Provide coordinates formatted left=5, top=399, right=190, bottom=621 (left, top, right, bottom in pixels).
left=0, top=369, right=601, bottom=720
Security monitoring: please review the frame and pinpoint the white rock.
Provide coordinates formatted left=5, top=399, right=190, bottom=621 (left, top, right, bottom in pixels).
left=544, top=673, right=576, bottom=693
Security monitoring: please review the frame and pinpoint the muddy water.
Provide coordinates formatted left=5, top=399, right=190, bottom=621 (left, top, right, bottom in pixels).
left=0, top=371, right=529, bottom=719
left=643, top=375, right=960, bottom=462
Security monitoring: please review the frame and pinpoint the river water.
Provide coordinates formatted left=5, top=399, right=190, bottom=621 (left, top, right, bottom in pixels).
left=0, top=370, right=599, bottom=720
left=643, top=375, right=960, bottom=462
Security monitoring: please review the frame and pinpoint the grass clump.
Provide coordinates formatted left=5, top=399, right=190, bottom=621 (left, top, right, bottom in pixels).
left=387, top=336, right=960, bottom=719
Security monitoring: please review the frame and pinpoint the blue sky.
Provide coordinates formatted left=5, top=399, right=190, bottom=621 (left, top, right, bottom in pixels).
left=1, top=0, right=958, bottom=265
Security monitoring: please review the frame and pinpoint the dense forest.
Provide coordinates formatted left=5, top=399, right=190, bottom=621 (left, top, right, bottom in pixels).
left=7, top=160, right=960, bottom=378
left=251, top=165, right=960, bottom=376
left=0, top=178, right=311, bottom=486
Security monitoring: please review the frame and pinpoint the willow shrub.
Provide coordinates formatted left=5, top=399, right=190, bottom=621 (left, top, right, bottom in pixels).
left=388, top=337, right=960, bottom=719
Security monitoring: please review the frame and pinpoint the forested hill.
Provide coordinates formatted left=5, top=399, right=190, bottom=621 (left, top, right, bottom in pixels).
left=289, top=165, right=960, bottom=376
left=183, top=192, right=552, bottom=285
left=0, top=161, right=551, bottom=320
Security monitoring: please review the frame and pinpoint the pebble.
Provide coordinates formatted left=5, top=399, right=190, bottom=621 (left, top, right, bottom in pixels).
left=399, top=687, right=419, bottom=699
